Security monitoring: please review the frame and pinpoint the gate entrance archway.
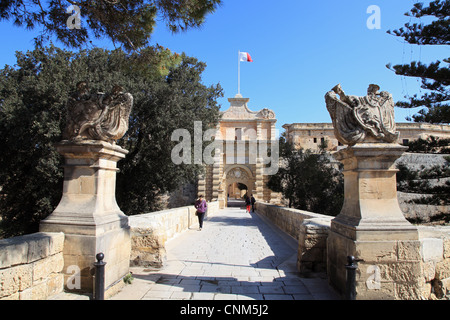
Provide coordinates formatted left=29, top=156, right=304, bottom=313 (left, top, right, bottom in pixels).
left=197, top=94, right=282, bottom=207
left=223, top=165, right=255, bottom=208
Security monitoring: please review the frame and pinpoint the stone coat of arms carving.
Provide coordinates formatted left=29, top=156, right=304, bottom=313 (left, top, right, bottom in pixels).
left=63, top=81, right=134, bottom=143
left=227, top=168, right=249, bottom=180
left=325, top=84, right=399, bottom=146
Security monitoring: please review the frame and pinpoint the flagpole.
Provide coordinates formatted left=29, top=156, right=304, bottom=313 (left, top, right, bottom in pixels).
left=238, top=50, right=241, bottom=95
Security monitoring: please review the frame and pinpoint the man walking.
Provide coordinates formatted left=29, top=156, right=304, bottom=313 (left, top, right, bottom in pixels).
left=250, top=194, right=256, bottom=213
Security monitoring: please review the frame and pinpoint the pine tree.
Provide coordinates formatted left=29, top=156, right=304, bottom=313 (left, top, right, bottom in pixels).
left=0, top=0, right=222, bottom=51
left=387, top=0, right=450, bottom=123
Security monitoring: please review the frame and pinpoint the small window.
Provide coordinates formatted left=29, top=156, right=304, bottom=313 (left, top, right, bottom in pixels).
left=321, top=137, right=325, bottom=144
left=313, top=138, right=317, bottom=143
left=403, top=139, right=409, bottom=145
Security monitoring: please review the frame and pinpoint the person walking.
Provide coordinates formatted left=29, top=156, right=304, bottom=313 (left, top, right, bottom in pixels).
left=245, top=195, right=251, bottom=213
left=250, top=194, right=256, bottom=213
left=194, top=195, right=207, bottom=231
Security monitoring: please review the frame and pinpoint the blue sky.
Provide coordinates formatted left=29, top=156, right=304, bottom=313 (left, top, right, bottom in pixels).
left=0, top=0, right=447, bottom=133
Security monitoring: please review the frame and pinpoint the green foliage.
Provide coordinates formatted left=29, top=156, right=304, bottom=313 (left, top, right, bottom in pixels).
left=403, top=135, right=450, bottom=154
left=123, top=273, right=134, bottom=284
left=396, top=160, right=450, bottom=206
left=267, top=137, right=344, bottom=216
left=0, top=0, right=222, bottom=51
left=397, top=133, right=450, bottom=209
left=0, top=44, right=222, bottom=238
left=387, top=0, right=449, bottom=124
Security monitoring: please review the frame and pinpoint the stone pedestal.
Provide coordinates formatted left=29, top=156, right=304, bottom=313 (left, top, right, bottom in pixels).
left=40, top=140, right=131, bottom=295
left=327, top=143, right=422, bottom=300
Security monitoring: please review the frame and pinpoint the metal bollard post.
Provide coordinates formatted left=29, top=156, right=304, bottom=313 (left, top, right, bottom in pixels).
left=94, top=253, right=106, bottom=300
left=345, top=255, right=358, bottom=300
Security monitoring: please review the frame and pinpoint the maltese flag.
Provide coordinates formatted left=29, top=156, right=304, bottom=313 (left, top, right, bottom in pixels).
left=239, top=52, right=253, bottom=62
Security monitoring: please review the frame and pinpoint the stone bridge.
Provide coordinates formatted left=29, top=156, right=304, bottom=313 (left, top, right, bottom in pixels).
left=2, top=86, right=450, bottom=301
left=110, top=200, right=339, bottom=300
left=2, top=198, right=449, bottom=300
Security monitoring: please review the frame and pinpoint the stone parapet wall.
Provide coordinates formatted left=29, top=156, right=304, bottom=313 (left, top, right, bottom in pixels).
left=129, top=201, right=219, bottom=268
left=255, top=202, right=332, bottom=275
left=255, top=202, right=450, bottom=299
left=0, top=232, right=65, bottom=300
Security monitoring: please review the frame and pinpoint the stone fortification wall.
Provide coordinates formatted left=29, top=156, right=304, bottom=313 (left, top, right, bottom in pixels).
left=129, top=201, right=219, bottom=268
left=0, top=232, right=65, bottom=300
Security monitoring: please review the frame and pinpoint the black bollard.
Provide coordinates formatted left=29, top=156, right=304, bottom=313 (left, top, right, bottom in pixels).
left=345, top=255, right=358, bottom=300
left=94, top=253, right=106, bottom=300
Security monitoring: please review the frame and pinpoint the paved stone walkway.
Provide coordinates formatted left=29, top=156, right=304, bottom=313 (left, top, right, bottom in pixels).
left=110, top=202, right=340, bottom=300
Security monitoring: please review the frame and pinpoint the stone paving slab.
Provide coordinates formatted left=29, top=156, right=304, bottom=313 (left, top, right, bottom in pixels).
left=110, top=206, right=341, bottom=300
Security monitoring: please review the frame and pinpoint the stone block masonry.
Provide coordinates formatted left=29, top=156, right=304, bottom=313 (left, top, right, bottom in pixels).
left=0, top=232, right=65, bottom=300
left=255, top=202, right=332, bottom=276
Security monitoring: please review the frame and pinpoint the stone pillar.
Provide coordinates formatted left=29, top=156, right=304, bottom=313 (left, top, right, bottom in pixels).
left=255, top=157, right=264, bottom=202
left=327, top=143, right=421, bottom=299
left=40, top=140, right=131, bottom=296
left=211, top=151, right=222, bottom=201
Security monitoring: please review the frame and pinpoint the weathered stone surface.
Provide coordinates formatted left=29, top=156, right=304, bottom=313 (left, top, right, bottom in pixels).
left=444, top=238, right=450, bottom=259
left=396, top=282, right=421, bottom=300
left=64, top=82, right=133, bottom=143
left=435, top=259, right=450, bottom=280
left=32, top=253, right=64, bottom=284
left=421, top=238, right=444, bottom=262
left=0, top=265, right=33, bottom=298
left=325, top=84, right=399, bottom=146
left=421, top=261, right=436, bottom=282
left=398, top=240, right=421, bottom=261
left=0, top=232, right=65, bottom=300
left=40, top=141, right=131, bottom=294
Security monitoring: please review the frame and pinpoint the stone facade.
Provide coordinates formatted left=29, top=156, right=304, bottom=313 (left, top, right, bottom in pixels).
left=283, top=122, right=450, bottom=152
left=199, top=94, right=281, bottom=207
left=0, top=232, right=65, bottom=300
